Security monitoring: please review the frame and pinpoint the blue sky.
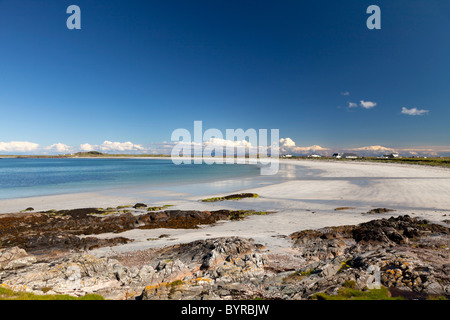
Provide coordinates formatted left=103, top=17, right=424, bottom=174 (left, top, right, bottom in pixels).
left=0, top=0, right=449, bottom=155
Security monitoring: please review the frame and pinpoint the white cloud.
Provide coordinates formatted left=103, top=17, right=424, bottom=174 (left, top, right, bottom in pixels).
left=280, top=138, right=328, bottom=154
left=295, top=145, right=328, bottom=152
left=401, top=107, right=429, bottom=116
left=396, top=146, right=450, bottom=154
left=350, top=145, right=396, bottom=152
left=360, top=100, right=377, bottom=109
left=45, top=143, right=72, bottom=153
left=0, top=141, right=39, bottom=153
left=348, top=102, right=358, bottom=108
left=339, top=145, right=450, bottom=157
left=346, top=145, right=397, bottom=156
left=79, top=141, right=145, bottom=153
left=203, top=138, right=260, bottom=155
left=99, top=141, right=144, bottom=152
left=204, top=138, right=253, bottom=149
left=176, top=139, right=450, bottom=158
left=279, top=138, right=296, bottom=148
left=341, top=91, right=350, bottom=96
left=80, top=143, right=95, bottom=152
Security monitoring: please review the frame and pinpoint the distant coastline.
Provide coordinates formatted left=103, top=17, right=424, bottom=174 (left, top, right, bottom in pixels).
left=1, top=151, right=449, bottom=169
left=0, top=151, right=171, bottom=159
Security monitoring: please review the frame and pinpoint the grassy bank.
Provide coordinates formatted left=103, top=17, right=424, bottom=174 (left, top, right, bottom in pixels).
left=283, top=156, right=450, bottom=169
left=0, top=286, right=104, bottom=300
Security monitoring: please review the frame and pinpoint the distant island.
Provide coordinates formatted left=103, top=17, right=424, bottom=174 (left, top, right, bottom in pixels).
left=0, top=151, right=171, bottom=159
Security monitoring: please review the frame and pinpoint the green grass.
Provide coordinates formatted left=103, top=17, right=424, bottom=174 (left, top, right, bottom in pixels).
left=342, top=280, right=357, bottom=289
left=428, top=295, right=448, bottom=300
left=282, top=156, right=450, bottom=169
left=201, top=193, right=259, bottom=202
left=0, top=286, right=104, bottom=300
left=90, top=207, right=121, bottom=216
left=147, top=205, right=174, bottom=211
left=282, top=268, right=316, bottom=283
left=228, top=210, right=271, bottom=220
left=320, top=156, right=450, bottom=168
left=202, top=197, right=226, bottom=202
left=367, top=157, right=450, bottom=168
left=312, top=287, right=404, bottom=300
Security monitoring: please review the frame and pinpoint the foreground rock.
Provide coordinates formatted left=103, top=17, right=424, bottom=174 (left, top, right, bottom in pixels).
left=0, top=237, right=265, bottom=300
left=0, top=215, right=448, bottom=300
left=289, top=215, right=450, bottom=298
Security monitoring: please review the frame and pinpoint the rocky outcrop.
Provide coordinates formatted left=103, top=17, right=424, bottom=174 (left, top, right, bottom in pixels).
left=291, top=215, right=448, bottom=246
left=0, top=215, right=448, bottom=300
left=0, top=237, right=266, bottom=300
left=288, top=215, right=450, bottom=298
left=364, top=208, right=395, bottom=215
left=0, top=247, right=36, bottom=270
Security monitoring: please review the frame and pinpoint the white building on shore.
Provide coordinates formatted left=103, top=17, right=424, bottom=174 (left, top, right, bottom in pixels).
left=332, top=153, right=342, bottom=159
left=342, top=153, right=358, bottom=159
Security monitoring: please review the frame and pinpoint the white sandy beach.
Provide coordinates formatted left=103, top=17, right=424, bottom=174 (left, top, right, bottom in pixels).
left=2, top=159, right=450, bottom=255
left=89, top=159, right=450, bottom=255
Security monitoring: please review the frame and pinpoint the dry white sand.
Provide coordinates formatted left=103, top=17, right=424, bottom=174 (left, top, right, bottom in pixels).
left=2, top=159, right=450, bottom=255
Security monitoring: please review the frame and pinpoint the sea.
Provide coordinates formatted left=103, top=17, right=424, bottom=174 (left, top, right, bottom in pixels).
left=0, top=158, right=264, bottom=200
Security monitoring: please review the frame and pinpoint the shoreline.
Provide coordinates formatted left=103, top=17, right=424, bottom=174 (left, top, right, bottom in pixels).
left=2, top=158, right=450, bottom=213
left=1, top=159, right=450, bottom=254
left=1, top=159, right=450, bottom=300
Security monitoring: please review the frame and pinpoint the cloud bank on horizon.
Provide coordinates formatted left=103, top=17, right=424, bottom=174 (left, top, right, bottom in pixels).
left=278, top=138, right=450, bottom=157
left=1, top=138, right=449, bottom=157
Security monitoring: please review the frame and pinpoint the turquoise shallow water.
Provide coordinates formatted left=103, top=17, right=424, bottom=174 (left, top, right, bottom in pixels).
left=0, top=158, right=261, bottom=200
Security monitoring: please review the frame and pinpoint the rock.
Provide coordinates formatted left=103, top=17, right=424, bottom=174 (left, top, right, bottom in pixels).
left=423, top=282, right=445, bottom=295
left=317, top=259, right=344, bottom=277
left=1, top=216, right=449, bottom=301
left=382, top=227, right=408, bottom=244
left=25, top=233, right=132, bottom=253
left=0, top=247, right=36, bottom=270
left=353, top=227, right=391, bottom=244
left=201, top=251, right=220, bottom=270
left=349, top=215, right=446, bottom=245
left=365, top=208, right=395, bottom=214
left=133, top=203, right=147, bottom=209
left=349, top=256, right=367, bottom=269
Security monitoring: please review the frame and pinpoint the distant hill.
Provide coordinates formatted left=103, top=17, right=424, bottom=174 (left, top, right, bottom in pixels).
left=73, top=151, right=104, bottom=157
